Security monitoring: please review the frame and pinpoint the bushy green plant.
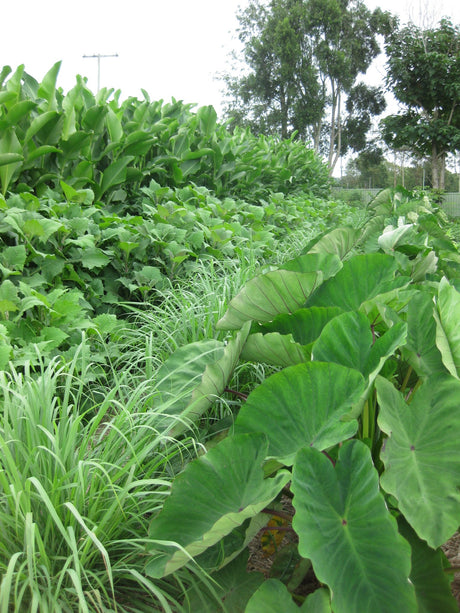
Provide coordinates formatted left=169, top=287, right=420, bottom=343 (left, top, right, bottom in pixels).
left=0, top=63, right=330, bottom=203
left=143, top=188, right=460, bottom=611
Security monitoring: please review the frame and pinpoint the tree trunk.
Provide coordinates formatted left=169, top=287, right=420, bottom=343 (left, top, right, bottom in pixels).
left=329, top=90, right=341, bottom=176
left=431, top=143, right=446, bottom=190
left=280, top=87, right=288, bottom=140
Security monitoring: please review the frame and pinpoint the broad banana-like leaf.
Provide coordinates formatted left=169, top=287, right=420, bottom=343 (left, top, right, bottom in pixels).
left=0, top=128, right=22, bottom=194
left=401, top=291, right=445, bottom=377
left=98, top=155, right=134, bottom=198
left=312, top=311, right=407, bottom=416
left=376, top=375, right=460, bottom=548
left=234, top=362, right=366, bottom=465
left=184, top=550, right=264, bottom=613
left=245, top=580, right=331, bottom=613
left=291, top=441, right=417, bottom=613
left=434, top=277, right=460, bottom=378
left=398, top=518, right=458, bottom=613
left=241, top=332, right=308, bottom=367
left=147, top=433, right=290, bottom=578
left=217, top=269, right=323, bottom=331
left=306, top=253, right=399, bottom=312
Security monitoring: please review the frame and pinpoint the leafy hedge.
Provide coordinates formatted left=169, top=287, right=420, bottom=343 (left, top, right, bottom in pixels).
left=0, top=62, right=329, bottom=202
left=0, top=63, right=334, bottom=370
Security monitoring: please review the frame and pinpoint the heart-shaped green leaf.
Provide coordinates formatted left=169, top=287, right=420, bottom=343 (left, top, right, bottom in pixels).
left=246, top=580, right=331, bottom=612
left=235, top=362, right=366, bottom=465
left=291, top=441, right=417, bottom=613
left=217, top=269, right=324, bottom=330
left=147, top=433, right=290, bottom=578
left=376, top=374, right=460, bottom=548
left=307, top=253, right=399, bottom=311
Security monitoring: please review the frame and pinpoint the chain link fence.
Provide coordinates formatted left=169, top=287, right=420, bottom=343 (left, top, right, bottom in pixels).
left=332, top=188, right=460, bottom=217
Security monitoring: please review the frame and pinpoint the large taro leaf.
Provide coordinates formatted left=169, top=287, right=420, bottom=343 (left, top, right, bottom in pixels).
left=279, top=252, right=342, bottom=278
left=258, top=306, right=343, bottom=347
left=312, top=311, right=407, bottom=417
left=306, top=253, right=400, bottom=312
left=376, top=375, right=460, bottom=548
left=240, top=332, right=308, bottom=367
left=401, top=291, right=446, bottom=377
left=245, top=580, right=331, bottom=613
left=146, top=433, right=290, bottom=578
left=291, top=441, right=417, bottom=613
left=234, top=362, right=366, bottom=465
left=184, top=550, right=264, bottom=613
left=434, top=277, right=460, bottom=378
left=156, top=323, right=250, bottom=435
left=194, top=514, right=269, bottom=573
left=398, top=517, right=458, bottom=613
left=217, top=269, right=323, bottom=331
left=305, top=227, right=361, bottom=260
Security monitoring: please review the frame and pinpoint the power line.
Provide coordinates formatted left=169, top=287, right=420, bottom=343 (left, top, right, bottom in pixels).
left=82, top=53, right=119, bottom=91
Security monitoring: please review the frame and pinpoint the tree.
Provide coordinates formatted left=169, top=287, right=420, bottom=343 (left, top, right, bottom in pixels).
left=222, top=0, right=323, bottom=142
left=381, top=18, right=460, bottom=190
left=222, top=0, right=393, bottom=174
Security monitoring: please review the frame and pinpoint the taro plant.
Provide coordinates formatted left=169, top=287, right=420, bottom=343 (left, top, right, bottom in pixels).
left=144, top=189, right=460, bottom=612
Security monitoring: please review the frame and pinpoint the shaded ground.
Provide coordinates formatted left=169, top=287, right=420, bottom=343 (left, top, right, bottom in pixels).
left=442, top=532, right=460, bottom=607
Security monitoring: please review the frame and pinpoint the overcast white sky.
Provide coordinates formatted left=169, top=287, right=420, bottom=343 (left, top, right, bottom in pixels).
left=1, top=1, right=459, bottom=118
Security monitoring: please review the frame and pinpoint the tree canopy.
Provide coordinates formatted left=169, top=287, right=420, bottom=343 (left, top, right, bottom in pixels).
left=222, top=0, right=393, bottom=174
left=381, top=18, right=460, bottom=189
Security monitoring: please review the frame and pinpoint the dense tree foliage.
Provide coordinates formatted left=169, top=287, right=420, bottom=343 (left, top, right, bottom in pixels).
left=222, top=0, right=393, bottom=174
left=381, top=18, right=460, bottom=189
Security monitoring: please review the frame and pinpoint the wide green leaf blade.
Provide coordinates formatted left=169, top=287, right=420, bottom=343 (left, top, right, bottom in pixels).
left=37, top=61, right=61, bottom=108
left=99, top=155, right=134, bottom=198
left=24, top=110, right=59, bottom=142
left=434, top=277, right=460, bottom=378
left=217, top=270, right=323, bottom=330
left=376, top=375, right=460, bottom=548
left=401, top=291, right=445, bottom=377
left=246, top=580, right=331, bottom=613
left=258, top=306, right=343, bottom=348
left=156, top=324, right=250, bottom=434
left=234, top=362, right=365, bottom=465
left=185, top=550, right=264, bottom=613
left=155, top=339, right=224, bottom=414
left=398, top=518, right=458, bottom=613
left=186, top=322, right=250, bottom=430
left=305, top=227, right=361, bottom=260
left=291, top=441, right=417, bottom=613
left=147, top=433, right=290, bottom=578
left=280, top=252, right=342, bottom=278
left=0, top=128, right=22, bottom=194
left=307, top=253, right=399, bottom=311
left=312, top=311, right=407, bottom=416
left=0, top=153, right=23, bottom=168
left=241, top=332, right=308, bottom=367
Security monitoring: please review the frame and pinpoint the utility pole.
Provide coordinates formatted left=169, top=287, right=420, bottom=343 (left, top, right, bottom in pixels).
left=82, top=53, right=118, bottom=91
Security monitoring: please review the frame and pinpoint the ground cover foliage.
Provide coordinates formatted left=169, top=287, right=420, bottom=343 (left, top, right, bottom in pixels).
left=0, top=65, right=353, bottom=611
left=1, top=65, right=460, bottom=611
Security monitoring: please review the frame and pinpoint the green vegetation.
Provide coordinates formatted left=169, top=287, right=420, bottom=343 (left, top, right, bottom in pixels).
left=381, top=18, right=460, bottom=190
left=1, top=63, right=460, bottom=612
left=222, top=0, right=392, bottom=173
